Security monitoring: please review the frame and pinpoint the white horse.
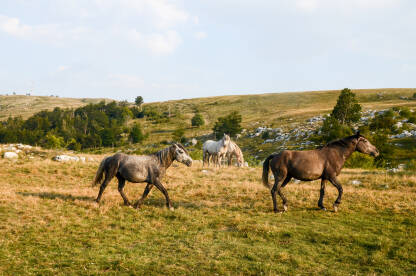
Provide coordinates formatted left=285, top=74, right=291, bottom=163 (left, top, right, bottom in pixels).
left=226, top=141, right=245, bottom=167
left=202, top=134, right=231, bottom=167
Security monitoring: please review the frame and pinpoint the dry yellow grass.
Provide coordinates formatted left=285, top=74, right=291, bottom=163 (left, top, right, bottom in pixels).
left=0, top=95, right=108, bottom=119
left=0, top=156, right=415, bottom=274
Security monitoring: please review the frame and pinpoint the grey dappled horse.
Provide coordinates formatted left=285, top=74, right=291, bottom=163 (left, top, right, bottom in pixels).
left=93, top=143, right=192, bottom=210
left=262, top=132, right=379, bottom=213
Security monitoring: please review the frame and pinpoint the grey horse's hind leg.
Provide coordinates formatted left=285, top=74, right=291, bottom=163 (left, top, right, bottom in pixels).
left=153, top=179, right=173, bottom=210
left=134, top=183, right=154, bottom=209
left=95, top=174, right=112, bottom=203
left=117, top=175, right=130, bottom=206
left=318, top=179, right=327, bottom=210
left=328, top=177, right=343, bottom=212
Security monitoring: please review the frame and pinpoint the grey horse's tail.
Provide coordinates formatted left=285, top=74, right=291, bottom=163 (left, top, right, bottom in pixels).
left=262, top=154, right=275, bottom=189
left=92, top=157, right=109, bottom=187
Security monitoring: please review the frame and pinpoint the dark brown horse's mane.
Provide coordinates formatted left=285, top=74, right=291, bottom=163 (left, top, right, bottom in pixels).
left=320, top=134, right=360, bottom=149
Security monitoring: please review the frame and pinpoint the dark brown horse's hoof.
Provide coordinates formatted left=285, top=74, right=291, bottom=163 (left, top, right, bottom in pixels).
left=333, top=204, right=339, bottom=212
left=319, top=206, right=327, bottom=211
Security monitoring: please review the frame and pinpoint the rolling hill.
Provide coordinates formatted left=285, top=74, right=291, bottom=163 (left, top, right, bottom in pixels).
left=0, top=95, right=109, bottom=120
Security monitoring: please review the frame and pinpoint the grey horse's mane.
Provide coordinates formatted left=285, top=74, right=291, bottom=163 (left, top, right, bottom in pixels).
left=153, top=143, right=188, bottom=165
left=174, top=143, right=189, bottom=154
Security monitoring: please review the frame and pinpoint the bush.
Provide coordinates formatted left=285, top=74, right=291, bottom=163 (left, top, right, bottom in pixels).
left=172, top=128, right=185, bottom=142
left=213, top=111, right=242, bottom=139
left=130, top=123, right=145, bottom=144
left=191, top=113, right=205, bottom=127
left=317, top=116, right=353, bottom=144
left=399, top=107, right=412, bottom=118
left=42, top=133, right=65, bottom=149
left=345, top=152, right=374, bottom=169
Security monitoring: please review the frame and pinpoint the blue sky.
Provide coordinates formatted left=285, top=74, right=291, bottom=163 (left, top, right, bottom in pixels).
left=0, top=0, right=415, bottom=102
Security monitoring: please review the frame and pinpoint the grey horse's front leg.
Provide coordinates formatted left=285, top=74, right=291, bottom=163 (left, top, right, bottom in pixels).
left=134, top=183, right=154, bottom=209
left=153, top=179, right=174, bottom=210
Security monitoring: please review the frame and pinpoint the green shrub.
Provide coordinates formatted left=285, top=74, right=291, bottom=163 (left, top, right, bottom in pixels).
left=130, top=123, right=145, bottom=144
left=191, top=113, right=205, bottom=127
left=213, top=111, right=242, bottom=139
left=345, top=152, right=375, bottom=169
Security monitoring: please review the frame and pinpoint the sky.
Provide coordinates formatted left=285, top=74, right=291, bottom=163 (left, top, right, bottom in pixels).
left=0, top=0, right=415, bottom=102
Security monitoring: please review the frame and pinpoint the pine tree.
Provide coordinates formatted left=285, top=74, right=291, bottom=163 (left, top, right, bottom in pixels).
left=330, top=88, right=362, bottom=125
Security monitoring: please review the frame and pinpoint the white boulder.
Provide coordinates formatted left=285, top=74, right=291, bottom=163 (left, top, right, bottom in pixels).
left=3, top=152, right=18, bottom=159
left=52, top=155, right=80, bottom=162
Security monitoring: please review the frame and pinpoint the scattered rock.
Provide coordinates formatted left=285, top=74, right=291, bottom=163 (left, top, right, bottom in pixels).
left=191, top=138, right=198, bottom=146
left=3, top=152, right=18, bottom=159
left=201, top=170, right=209, bottom=174
left=52, top=155, right=81, bottom=162
left=350, top=180, right=362, bottom=186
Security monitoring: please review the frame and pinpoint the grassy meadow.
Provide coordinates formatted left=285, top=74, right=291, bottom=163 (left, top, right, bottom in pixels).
left=0, top=95, right=108, bottom=120
left=0, top=156, right=415, bottom=275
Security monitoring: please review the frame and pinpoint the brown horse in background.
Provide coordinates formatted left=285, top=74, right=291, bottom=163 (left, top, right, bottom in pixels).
left=262, top=132, right=379, bottom=213
left=93, top=143, right=192, bottom=210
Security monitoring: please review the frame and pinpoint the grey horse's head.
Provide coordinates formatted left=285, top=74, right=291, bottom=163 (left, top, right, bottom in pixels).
left=355, top=132, right=379, bottom=157
left=172, top=143, right=193, bottom=167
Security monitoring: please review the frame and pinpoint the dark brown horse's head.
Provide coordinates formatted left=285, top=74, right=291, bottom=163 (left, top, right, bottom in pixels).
left=354, top=132, right=379, bottom=157
left=171, top=143, right=193, bottom=167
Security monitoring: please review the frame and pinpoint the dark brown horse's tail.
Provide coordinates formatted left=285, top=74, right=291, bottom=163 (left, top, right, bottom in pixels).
left=92, top=157, right=109, bottom=187
left=262, top=154, right=275, bottom=189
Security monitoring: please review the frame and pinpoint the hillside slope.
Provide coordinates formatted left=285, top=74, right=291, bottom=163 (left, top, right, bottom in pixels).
left=0, top=95, right=109, bottom=119
left=137, top=88, right=416, bottom=142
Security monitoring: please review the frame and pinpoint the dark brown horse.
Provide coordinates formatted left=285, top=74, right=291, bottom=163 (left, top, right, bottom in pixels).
left=262, top=132, right=379, bottom=213
left=92, top=143, right=192, bottom=210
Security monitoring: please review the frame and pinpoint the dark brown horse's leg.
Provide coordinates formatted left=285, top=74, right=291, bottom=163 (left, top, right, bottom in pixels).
left=318, top=179, right=327, bottom=210
left=278, top=176, right=291, bottom=212
left=95, top=175, right=112, bottom=203
left=134, top=183, right=154, bottom=209
left=271, top=175, right=290, bottom=213
left=329, top=177, right=343, bottom=212
left=153, top=179, right=173, bottom=210
left=117, top=176, right=130, bottom=206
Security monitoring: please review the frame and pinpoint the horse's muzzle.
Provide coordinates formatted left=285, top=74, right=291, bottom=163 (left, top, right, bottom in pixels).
left=185, top=160, right=193, bottom=167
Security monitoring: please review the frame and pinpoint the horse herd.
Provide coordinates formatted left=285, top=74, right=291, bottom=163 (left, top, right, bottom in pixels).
left=93, top=132, right=379, bottom=213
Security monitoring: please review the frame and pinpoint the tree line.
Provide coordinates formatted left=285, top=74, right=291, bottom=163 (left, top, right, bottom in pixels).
left=0, top=101, right=145, bottom=150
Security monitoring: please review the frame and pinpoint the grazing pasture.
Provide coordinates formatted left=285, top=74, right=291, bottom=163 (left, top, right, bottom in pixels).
left=0, top=157, right=415, bottom=275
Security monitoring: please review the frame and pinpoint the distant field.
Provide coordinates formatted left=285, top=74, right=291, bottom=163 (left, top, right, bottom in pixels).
left=136, top=88, right=416, bottom=143
left=0, top=156, right=415, bottom=274
left=0, top=95, right=108, bottom=119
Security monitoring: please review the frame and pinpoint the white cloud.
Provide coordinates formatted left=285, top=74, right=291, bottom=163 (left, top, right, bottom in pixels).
left=126, top=29, right=182, bottom=55
left=0, top=15, right=90, bottom=44
left=194, top=31, right=207, bottom=40
left=295, top=0, right=319, bottom=12
left=81, top=0, right=189, bottom=29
